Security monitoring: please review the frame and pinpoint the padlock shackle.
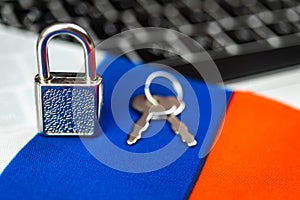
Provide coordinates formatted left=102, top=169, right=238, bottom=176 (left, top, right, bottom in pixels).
left=37, top=23, right=96, bottom=81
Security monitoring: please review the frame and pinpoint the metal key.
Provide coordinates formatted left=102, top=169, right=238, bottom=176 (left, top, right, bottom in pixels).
left=127, top=95, right=177, bottom=145
left=127, top=95, right=197, bottom=147
left=154, top=95, right=197, bottom=147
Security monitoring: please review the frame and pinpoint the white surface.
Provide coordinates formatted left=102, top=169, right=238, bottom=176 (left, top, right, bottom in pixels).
left=225, top=66, right=300, bottom=110
left=0, top=24, right=300, bottom=174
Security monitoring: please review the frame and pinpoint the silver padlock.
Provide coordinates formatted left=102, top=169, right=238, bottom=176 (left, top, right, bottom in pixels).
left=34, top=23, right=103, bottom=136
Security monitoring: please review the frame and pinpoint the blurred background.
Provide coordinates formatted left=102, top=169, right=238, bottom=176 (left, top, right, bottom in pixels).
left=2, top=0, right=300, bottom=81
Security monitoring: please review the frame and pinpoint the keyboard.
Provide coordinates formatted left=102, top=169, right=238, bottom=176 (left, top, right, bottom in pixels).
left=1, top=0, right=300, bottom=81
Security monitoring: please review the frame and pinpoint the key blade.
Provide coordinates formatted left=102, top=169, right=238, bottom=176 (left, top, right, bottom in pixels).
left=127, top=122, right=150, bottom=145
left=167, top=116, right=197, bottom=147
left=128, top=95, right=170, bottom=146
left=127, top=111, right=152, bottom=145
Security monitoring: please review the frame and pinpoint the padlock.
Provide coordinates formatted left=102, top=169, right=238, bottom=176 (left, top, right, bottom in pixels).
left=34, top=23, right=103, bottom=136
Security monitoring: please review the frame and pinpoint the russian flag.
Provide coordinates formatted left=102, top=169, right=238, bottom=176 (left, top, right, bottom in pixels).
left=0, top=56, right=299, bottom=199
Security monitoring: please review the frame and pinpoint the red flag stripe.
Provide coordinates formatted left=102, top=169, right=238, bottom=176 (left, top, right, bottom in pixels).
left=190, top=91, right=300, bottom=199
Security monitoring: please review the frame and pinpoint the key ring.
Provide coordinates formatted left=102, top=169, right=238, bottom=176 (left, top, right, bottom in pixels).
left=144, top=71, right=185, bottom=116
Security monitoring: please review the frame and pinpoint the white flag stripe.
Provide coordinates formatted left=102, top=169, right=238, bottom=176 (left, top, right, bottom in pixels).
left=226, top=66, right=300, bottom=110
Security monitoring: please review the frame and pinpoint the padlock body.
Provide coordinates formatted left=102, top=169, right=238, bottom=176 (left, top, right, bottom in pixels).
left=35, top=72, right=103, bottom=136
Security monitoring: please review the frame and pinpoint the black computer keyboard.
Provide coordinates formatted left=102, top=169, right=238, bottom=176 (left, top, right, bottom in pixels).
left=1, top=0, right=300, bottom=81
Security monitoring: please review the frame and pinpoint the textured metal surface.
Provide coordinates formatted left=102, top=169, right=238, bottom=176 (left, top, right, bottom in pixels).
left=42, top=86, right=96, bottom=135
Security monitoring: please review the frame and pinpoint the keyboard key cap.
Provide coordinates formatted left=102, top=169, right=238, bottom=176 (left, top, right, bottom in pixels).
left=219, top=0, right=252, bottom=16
left=135, top=48, right=176, bottom=62
left=135, top=12, right=173, bottom=28
left=62, top=0, right=79, bottom=17
left=21, top=7, right=42, bottom=25
left=148, top=16, right=173, bottom=28
left=181, top=9, right=212, bottom=24
left=42, top=11, right=56, bottom=24
left=192, top=35, right=214, bottom=50
left=157, top=0, right=176, bottom=5
left=177, top=3, right=212, bottom=24
left=135, top=48, right=167, bottom=62
left=62, top=0, right=94, bottom=17
left=134, top=5, right=173, bottom=28
left=1, top=3, right=22, bottom=27
left=134, top=7, right=149, bottom=25
left=10, top=1, right=57, bottom=31
left=282, top=0, right=297, bottom=7
left=268, top=21, right=296, bottom=35
left=73, top=1, right=92, bottom=16
left=227, top=28, right=259, bottom=44
left=109, top=0, right=136, bottom=10
left=91, top=17, right=125, bottom=39
left=260, top=0, right=285, bottom=10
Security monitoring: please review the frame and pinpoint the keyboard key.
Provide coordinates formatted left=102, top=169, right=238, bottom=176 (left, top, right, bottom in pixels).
left=135, top=48, right=167, bottom=62
left=157, top=0, right=176, bottom=5
left=134, top=5, right=173, bottom=28
left=21, top=8, right=41, bottom=25
left=191, top=35, right=214, bottom=50
left=137, top=14, right=172, bottom=28
left=27, top=10, right=56, bottom=32
left=62, top=0, right=79, bottom=17
left=149, top=16, right=173, bottom=28
left=179, top=7, right=212, bottom=24
left=227, top=28, right=259, bottom=44
left=133, top=7, right=149, bottom=25
left=17, top=0, right=34, bottom=9
left=1, top=3, right=24, bottom=27
left=62, top=0, right=94, bottom=17
left=73, top=1, right=92, bottom=17
left=135, top=48, right=176, bottom=62
left=180, top=34, right=215, bottom=52
left=176, top=2, right=213, bottom=24
left=260, top=0, right=285, bottom=10
left=268, top=21, right=296, bottom=35
left=90, top=17, right=125, bottom=39
left=282, top=0, right=297, bottom=7
left=219, top=0, right=252, bottom=17
left=42, top=11, right=56, bottom=24
left=109, top=0, right=136, bottom=10
left=10, top=1, right=57, bottom=31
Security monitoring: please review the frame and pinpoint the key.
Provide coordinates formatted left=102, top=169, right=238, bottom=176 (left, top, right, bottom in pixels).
left=154, top=95, right=197, bottom=147
left=127, top=95, right=197, bottom=147
left=127, top=95, right=177, bottom=145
